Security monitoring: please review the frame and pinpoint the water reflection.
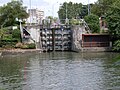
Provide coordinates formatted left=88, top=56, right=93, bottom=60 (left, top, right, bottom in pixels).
left=0, top=52, right=120, bottom=90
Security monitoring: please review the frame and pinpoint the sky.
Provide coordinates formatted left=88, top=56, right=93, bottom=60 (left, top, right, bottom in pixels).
left=0, top=0, right=97, bottom=17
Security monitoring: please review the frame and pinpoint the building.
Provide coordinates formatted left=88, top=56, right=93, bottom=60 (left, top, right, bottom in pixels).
left=27, top=9, right=44, bottom=25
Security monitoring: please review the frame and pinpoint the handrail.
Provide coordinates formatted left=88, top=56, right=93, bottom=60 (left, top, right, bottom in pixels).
left=82, top=42, right=109, bottom=47
left=82, top=20, right=91, bottom=33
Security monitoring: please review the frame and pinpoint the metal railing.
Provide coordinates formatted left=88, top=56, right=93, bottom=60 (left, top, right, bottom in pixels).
left=82, top=42, right=110, bottom=47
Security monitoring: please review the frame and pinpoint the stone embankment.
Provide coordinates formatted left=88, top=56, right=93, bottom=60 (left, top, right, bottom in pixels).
left=0, top=49, right=42, bottom=56
left=81, top=47, right=111, bottom=52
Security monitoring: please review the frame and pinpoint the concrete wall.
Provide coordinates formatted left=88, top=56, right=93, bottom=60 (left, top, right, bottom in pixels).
left=71, top=25, right=87, bottom=52
left=29, top=28, right=40, bottom=42
left=71, top=25, right=111, bottom=52
left=24, top=25, right=42, bottom=49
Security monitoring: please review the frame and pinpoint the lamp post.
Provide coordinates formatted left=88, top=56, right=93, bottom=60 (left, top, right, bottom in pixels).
left=16, top=18, right=23, bottom=43
left=88, top=0, right=90, bottom=15
left=66, top=2, right=67, bottom=20
left=29, top=0, right=32, bottom=25
left=65, top=1, right=68, bottom=24
left=19, top=19, right=24, bottom=43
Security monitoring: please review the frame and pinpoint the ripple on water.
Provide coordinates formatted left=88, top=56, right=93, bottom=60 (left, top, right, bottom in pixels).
left=0, top=52, right=120, bottom=90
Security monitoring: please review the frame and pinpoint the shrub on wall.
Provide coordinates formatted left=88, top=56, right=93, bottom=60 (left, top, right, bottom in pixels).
left=27, top=43, right=36, bottom=49
left=84, top=14, right=100, bottom=33
left=113, top=40, right=120, bottom=51
left=15, top=43, right=36, bottom=49
left=12, top=29, right=21, bottom=42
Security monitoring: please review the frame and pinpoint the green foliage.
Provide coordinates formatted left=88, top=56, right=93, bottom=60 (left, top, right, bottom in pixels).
left=0, top=29, right=5, bottom=41
left=80, top=5, right=88, bottom=18
left=112, top=55, right=120, bottom=63
left=0, top=28, right=21, bottom=41
left=43, top=16, right=59, bottom=26
left=113, top=40, right=120, bottom=51
left=0, top=39, right=17, bottom=48
left=0, top=88, right=6, bottom=90
left=105, top=0, right=120, bottom=51
left=84, top=14, right=100, bottom=33
left=15, top=43, right=36, bottom=49
left=20, top=43, right=36, bottom=49
left=12, top=29, right=21, bottom=41
left=91, top=0, right=116, bottom=17
left=0, top=28, right=20, bottom=48
left=58, top=2, right=88, bottom=23
left=106, top=0, right=120, bottom=39
left=20, top=44, right=28, bottom=49
left=0, top=0, right=28, bottom=27
left=27, top=43, right=36, bottom=49
left=70, top=18, right=82, bottom=25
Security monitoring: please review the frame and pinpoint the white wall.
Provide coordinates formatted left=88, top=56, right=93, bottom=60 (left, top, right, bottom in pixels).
left=29, top=28, right=40, bottom=43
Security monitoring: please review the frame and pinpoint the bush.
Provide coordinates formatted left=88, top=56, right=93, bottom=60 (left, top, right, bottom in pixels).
left=19, top=43, right=36, bottom=49
left=70, top=18, right=82, bottom=25
left=0, top=28, right=20, bottom=48
left=12, top=29, right=21, bottom=41
left=2, top=45, right=15, bottom=49
left=20, top=44, right=28, bottom=49
left=88, top=23, right=100, bottom=33
left=84, top=14, right=100, bottom=33
left=0, top=39, right=17, bottom=48
left=27, top=43, right=36, bottom=49
left=113, top=40, right=120, bottom=51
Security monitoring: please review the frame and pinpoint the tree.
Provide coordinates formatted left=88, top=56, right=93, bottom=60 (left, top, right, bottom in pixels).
left=84, top=14, right=100, bottom=33
left=106, top=0, right=120, bottom=39
left=91, top=0, right=116, bottom=17
left=80, top=5, right=88, bottom=19
left=42, top=16, right=59, bottom=27
left=0, top=0, right=28, bottom=28
left=70, top=18, right=81, bottom=25
left=12, top=29, right=21, bottom=41
left=58, top=2, right=87, bottom=23
left=106, top=0, right=120, bottom=51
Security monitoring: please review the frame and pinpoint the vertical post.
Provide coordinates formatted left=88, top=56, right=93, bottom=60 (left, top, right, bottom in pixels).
left=62, top=28, right=63, bottom=51
left=88, top=0, right=90, bottom=15
left=29, top=0, right=31, bottom=25
left=110, top=41, right=112, bottom=48
left=35, top=26, right=37, bottom=49
left=66, top=2, right=67, bottom=20
left=20, top=20, right=23, bottom=43
left=65, top=1, right=68, bottom=24
left=52, top=28, right=55, bottom=51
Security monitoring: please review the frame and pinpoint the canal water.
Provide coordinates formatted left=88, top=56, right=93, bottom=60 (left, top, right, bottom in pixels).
left=0, top=52, right=120, bottom=90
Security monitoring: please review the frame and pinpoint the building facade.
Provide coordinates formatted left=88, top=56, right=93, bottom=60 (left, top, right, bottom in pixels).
left=27, top=9, right=44, bottom=25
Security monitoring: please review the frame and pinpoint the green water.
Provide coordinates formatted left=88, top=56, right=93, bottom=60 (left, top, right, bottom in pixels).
left=0, top=52, right=120, bottom=90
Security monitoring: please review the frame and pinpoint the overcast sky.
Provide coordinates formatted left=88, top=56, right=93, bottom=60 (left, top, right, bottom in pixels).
left=0, top=0, right=97, bottom=17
